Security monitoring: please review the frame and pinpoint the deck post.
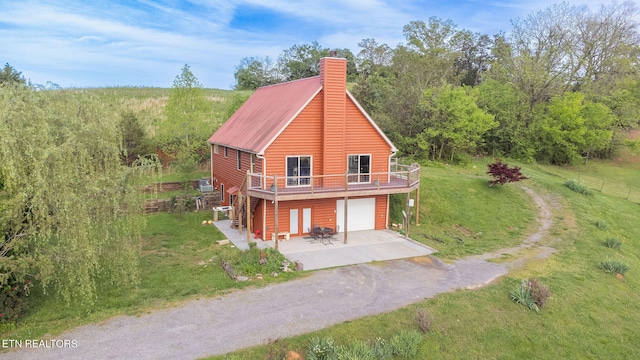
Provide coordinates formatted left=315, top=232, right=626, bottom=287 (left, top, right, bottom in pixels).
left=274, top=174, right=279, bottom=250
left=405, top=192, right=411, bottom=239
left=246, top=192, right=252, bottom=243
left=237, top=191, right=243, bottom=235
left=415, top=186, right=420, bottom=226
left=344, top=173, right=348, bottom=244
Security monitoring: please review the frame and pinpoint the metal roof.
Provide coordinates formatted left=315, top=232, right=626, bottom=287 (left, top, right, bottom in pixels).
left=207, top=76, right=323, bottom=154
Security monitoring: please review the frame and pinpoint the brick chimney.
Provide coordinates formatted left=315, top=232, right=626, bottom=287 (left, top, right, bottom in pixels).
left=319, top=57, right=347, bottom=175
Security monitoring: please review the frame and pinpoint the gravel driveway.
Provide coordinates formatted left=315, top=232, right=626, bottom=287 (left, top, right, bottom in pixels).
left=0, top=186, right=554, bottom=359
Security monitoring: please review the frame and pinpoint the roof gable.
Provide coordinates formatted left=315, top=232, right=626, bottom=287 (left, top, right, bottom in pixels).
left=208, top=76, right=322, bottom=154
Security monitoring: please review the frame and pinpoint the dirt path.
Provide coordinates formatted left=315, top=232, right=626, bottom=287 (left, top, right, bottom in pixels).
left=0, top=187, right=558, bottom=360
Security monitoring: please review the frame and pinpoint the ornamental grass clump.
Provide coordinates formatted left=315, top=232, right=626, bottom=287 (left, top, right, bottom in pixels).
left=337, top=340, right=375, bottom=360
left=370, top=337, right=392, bottom=360
left=389, top=330, right=422, bottom=358
left=604, top=238, right=622, bottom=250
left=510, top=278, right=551, bottom=313
left=598, top=260, right=629, bottom=275
left=564, top=180, right=593, bottom=195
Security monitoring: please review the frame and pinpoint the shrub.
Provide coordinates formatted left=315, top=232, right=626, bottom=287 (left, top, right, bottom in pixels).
left=510, top=280, right=539, bottom=312
left=598, top=260, right=629, bottom=275
left=0, top=278, right=33, bottom=323
left=604, top=238, right=622, bottom=250
left=415, top=308, right=433, bottom=333
left=487, top=159, right=528, bottom=187
left=528, top=278, right=552, bottom=309
left=564, top=180, right=593, bottom=196
left=389, top=330, right=422, bottom=358
left=510, top=278, right=551, bottom=313
left=306, top=336, right=338, bottom=360
left=337, top=340, right=375, bottom=360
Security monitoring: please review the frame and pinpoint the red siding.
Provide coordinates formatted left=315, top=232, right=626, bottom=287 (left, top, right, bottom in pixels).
left=264, top=95, right=324, bottom=180
left=211, top=145, right=254, bottom=206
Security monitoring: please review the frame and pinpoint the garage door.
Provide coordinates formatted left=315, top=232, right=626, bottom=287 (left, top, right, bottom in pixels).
left=336, top=198, right=376, bottom=232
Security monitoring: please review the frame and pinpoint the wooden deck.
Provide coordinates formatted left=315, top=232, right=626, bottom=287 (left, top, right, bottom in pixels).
left=246, top=169, right=420, bottom=201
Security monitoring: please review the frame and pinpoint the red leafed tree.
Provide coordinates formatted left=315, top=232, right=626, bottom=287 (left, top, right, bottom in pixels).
left=487, top=159, right=528, bottom=187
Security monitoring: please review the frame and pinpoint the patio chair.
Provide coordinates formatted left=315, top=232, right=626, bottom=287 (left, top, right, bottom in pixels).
left=308, top=227, right=320, bottom=243
left=325, top=225, right=340, bottom=240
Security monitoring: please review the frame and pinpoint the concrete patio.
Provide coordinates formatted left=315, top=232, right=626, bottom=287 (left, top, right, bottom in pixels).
left=213, top=219, right=436, bottom=270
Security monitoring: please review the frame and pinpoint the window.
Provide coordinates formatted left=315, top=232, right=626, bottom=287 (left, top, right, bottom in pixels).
left=347, top=154, right=371, bottom=183
left=223, top=147, right=228, bottom=157
left=250, top=154, right=255, bottom=173
left=213, top=144, right=219, bottom=154
left=220, top=184, right=225, bottom=202
left=237, top=150, right=242, bottom=170
left=286, top=156, right=311, bottom=186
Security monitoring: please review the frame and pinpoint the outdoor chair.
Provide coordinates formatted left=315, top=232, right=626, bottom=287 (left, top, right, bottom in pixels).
left=326, top=225, right=339, bottom=241
left=308, top=227, right=320, bottom=243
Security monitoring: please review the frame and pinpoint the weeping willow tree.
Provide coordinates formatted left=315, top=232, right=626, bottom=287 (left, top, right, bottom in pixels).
left=0, top=83, right=155, bottom=308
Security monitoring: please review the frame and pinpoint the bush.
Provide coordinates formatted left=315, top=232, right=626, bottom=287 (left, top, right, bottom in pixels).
left=415, top=308, right=433, bottom=333
left=487, top=159, right=528, bottom=187
left=598, top=260, right=629, bottom=275
left=528, top=278, right=552, bottom=309
left=604, top=238, right=622, bottom=250
left=510, top=278, right=551, bottom=313
left=564, top=180, right=593, bottom=196
left=389, top=330, right=422, bottom=358
left=306, top=336, right=338, bottom=360
left=337, top=340, right=375, bottom=360
left=510, top=280, right=539, bottom=312
left=0, top=278, right=32, bottom=323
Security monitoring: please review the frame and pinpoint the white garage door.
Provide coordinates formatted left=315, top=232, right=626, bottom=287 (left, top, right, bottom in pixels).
left=336, top=198, right=376, bottom=232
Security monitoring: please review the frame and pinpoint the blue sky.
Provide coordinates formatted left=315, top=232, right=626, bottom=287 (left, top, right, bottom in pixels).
left=0, top=0, right=619, bottom=89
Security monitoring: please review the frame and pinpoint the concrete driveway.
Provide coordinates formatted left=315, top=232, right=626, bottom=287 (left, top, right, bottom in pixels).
left=214, top=220, right=436, bottom=270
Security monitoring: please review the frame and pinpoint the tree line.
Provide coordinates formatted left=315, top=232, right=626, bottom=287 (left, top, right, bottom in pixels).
left=233, top=1, right=640, bottom=165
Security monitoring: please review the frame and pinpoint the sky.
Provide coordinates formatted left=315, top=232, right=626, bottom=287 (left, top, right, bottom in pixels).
left=0, top=0, right=624, bottom=89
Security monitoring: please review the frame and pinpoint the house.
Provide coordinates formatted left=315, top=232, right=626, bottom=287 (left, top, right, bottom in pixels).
left=207, top=56, right=420, bottom=246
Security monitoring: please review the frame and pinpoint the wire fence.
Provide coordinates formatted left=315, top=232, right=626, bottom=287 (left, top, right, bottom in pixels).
left=536, top=164, right=640, bottom=204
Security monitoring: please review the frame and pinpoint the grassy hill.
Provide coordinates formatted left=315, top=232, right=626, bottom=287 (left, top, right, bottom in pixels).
left=216, top=155, right=640, bottom=359
left=78, top=86, right=251, bottom=139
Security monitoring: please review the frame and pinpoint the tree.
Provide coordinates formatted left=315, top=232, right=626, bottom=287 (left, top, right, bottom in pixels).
left=487, top=159, right=528, bottom=187
left=0, top=84, right=152, bottom=310
left=234, top=56, right=279, bottom=90
left=0, top=63, right=25, bottom=85
left=356, top=38, right=393, bottom=75
left=160, top=64, right=212, bottom=159
left=119, top=110, right=153, bottom=165
left=277, top=41, right=330, bottom=81
left=420, top=84, right=497, bottom=161
left=531, top=92, right=614, bottom=164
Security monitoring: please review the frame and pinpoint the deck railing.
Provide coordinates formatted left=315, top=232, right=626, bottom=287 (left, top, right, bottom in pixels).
left=247, top=164, right=420, bottom=196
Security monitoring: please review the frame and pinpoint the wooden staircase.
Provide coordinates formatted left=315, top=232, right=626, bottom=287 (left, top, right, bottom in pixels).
left=230, top=174, right=260, bottom=229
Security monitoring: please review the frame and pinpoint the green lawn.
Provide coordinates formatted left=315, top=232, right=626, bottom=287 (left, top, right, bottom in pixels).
left=0, top=212, right=298, bottom=340
left=4, top=156, right=639, bottom=359
left=214, top=157, right=640, bottom=359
